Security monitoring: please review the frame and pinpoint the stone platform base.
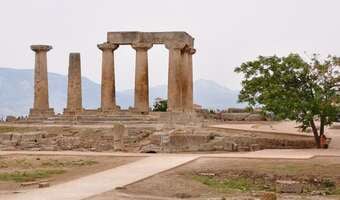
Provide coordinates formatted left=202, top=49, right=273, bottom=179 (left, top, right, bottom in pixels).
left=22, top=111, right=202, bottom=126
left=63, top=108, right=83, bottom=116
left=29, top=108, right=55, bottom=118
left=0, top=117, right=316, bottom=152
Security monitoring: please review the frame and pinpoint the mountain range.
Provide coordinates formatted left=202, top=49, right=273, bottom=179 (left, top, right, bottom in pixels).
left=0, top=68, right=243, bottom=117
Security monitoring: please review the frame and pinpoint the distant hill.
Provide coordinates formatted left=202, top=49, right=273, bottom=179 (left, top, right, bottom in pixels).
left=0, top=68, right=243, bottom=116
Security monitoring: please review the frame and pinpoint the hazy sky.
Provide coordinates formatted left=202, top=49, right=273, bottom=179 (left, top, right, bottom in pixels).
left=0, top=0, right=340, bottom=90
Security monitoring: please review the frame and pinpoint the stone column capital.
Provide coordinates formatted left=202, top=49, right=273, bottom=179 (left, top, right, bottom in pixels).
left=31, top=45, right=52, bottom=52
left=165, top=42, right=186, bottom=50
left=132, top=43, right=153, bottom=50
left=97, top=42, right=119, bottom=51
left=188, top=48, right=196, bottom=55
left=182, top=47, right=196, bottom=55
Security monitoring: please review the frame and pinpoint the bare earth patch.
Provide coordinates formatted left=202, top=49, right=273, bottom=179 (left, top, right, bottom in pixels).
left=0, top=154, right=142, bottom=194
left=108, top=157, right=340, bottom=200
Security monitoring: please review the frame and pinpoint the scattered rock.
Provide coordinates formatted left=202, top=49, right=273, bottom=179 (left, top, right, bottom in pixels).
left=199, top=172, right=216, bottom=177
left=115, top=186, right=126, bottom=190
left=221, top=113, right=250, bottom=121
left=311, top=190, right=327, bottom=196
left=250, top=144, right=261, bottom=151
left=260, top=192, right=276, bottom=200
left=174, top=192, right=192, bottom=198
left=238, top=146, right=251, bottom=152
left=139, top=144, right=161, bottom=153
left=245, top=113, right=266, bottom=121
left=227, top=108, right=248, bottom=113
left=275, top=180, right=303, bottom=193
left=38, top=182, right=50, bottom=188
left=20, top=181, right=39, bottom=187
left=207, top=197, right=226, bottom=200
left=5, top=115, right=16, bottom=122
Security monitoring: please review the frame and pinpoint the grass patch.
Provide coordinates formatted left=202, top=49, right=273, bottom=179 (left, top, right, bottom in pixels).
left=41, top=159, right=98, bottom=168
left=0, top=169, right=65, bottom=182
left=192, top=175, right=340, bottom=195
left=269, top=164, right=302, bottom=174
left=332, top=188, right=340, bottom=195
left=192, top=175, right=262, bottom=193
left=0, top=126, right=36, bottom=134
left=0, top=126, right=16, bottom=133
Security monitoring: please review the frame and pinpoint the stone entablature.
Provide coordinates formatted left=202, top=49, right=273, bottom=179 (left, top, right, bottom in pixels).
left=107, top=32, right=194, bottom=47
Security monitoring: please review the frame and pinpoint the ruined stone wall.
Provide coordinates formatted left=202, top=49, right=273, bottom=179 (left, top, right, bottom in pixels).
left=0, top=124, right=315, bottom=153
left=0, top=126, right=154, bottom=152
left=139, top=128, right=316, bottom=153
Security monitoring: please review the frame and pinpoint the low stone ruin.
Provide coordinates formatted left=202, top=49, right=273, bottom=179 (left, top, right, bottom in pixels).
left=0, top=123, right=315, bottom=152
left=197, top=107, right=267, bottom=121
left=275, top=180, right=303, bottom=193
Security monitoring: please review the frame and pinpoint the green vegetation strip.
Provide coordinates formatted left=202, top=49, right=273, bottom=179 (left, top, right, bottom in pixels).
left=41, top=159, right=98, bottom=167
left=0, top=126, right=16, bottom=133
left=192, top=175, right=264, bottom=193
left=0, top=169, right=65, bottom=182
left=193, top=175, right=340, bottom=195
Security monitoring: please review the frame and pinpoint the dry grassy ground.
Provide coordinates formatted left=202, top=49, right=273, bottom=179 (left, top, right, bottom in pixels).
left=0, top=155, right=141, bottom=193
left=118, top=157, right=340, bottom=200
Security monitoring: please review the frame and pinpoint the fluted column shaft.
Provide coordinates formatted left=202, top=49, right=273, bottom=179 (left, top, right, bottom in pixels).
left=132, top=43, right=153, bottom=113
left=166, top=43, right=185, bottom=112
left=29, top=45, right=54, bottom=117
left=181, top=47, right=196, bottom=112
left=65, top=53, right=83, bottom=114
left=98, top=42, right=119, bottom=112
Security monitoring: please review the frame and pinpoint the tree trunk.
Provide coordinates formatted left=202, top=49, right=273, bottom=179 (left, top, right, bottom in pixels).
left=320, top=116, right=325, bottom=136
left=310, top=120, right=321, bottom=148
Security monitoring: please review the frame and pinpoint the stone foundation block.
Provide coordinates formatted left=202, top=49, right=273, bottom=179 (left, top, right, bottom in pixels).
left=261, top=192, right=277, bottom=200
left=276, top=180, right=303, bottom=193
left=29, top=108, right=55, bottom=117
left=169, top=134, right=210, bottom=146
left=245, top=113, right=266, bottom=121
left=221, top=113, right=250, bottom=121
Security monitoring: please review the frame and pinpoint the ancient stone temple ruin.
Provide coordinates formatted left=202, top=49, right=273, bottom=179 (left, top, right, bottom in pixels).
left=29, top=31, right=196, bottom=117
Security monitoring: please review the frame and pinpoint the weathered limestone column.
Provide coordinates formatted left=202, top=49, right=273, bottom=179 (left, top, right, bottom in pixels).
left=165, top=42, right=186, bottom=112
left=64, top=53, right=83, bottom=115
left=98, top=42, right=119, bottom=112
left=132, top=43, right=153, bottom=113
left=29, top=45, right=54, bottom=117
left=181, top=47, right=196, bottom=112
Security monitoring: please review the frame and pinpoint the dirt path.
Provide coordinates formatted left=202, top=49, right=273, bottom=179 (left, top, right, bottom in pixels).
left=2, top=149, right=340, bottom=159
left=1, top=155, right=199, bottom=200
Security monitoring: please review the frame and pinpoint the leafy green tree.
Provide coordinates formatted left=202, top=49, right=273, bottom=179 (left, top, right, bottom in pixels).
left=235, top=54, right=340, bottom=147
left=152, top=99, right=168, bottom=112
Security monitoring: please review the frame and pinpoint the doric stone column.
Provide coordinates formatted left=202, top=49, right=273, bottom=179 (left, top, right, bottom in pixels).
left=181, top=47, right=196, bottom=112
left=132, top=43, right=153, bottom=113
left=29, top=45, right=54, bottom=117
left=64, top=53, right=83, bottom=115
left=98, top=42, right=119, bottom=112
left=165, top=42, right=186, bottom=112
